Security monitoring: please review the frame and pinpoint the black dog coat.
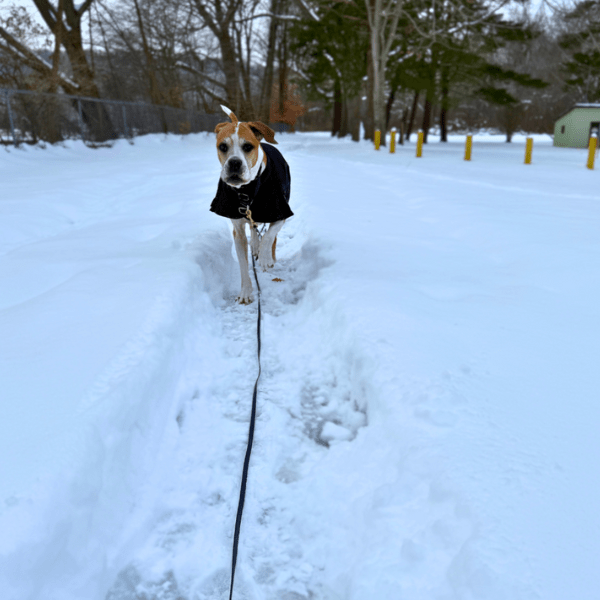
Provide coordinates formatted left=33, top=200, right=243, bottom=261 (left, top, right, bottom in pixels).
left=210, top=143, right=293, bottom=223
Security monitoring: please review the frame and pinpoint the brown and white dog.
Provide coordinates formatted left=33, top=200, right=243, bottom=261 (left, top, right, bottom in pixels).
left=211, top=105, right=292, bottom=304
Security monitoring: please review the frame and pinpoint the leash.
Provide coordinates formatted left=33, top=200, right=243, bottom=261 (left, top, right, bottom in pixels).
left=228, top=207, right=263, bottom=600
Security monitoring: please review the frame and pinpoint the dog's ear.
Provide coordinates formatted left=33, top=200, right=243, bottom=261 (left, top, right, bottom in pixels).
left=248, top=122, right=277, bottom=144
left=214, top=122, right=228, bottom=135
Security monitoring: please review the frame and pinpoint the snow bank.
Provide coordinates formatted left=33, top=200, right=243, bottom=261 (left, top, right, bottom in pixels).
left=1, top=133, right=599, bottom=600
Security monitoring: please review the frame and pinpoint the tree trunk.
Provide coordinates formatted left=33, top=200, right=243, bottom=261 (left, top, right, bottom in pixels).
left=132, top=0, right=169, bottom=132
left=32, top=0, right=116, bottom=141
left=219, top=32, right=243, bottom=116
left=259, top=0, right=280, bottom=123
left=42, top=0, right=64, bottom=142
left=278, top=23, right=288, bottom=119
left=95, top=5, right=120, bottom=99
left=406, top=90, right=419, bottom=141
left=133, top=0, right=161, bottom=105
left=365, top=0, right=402, bottom=145
left=385, top=88, right=395, bottom=131
left=440, top=67, right=449, bottom=142
left=399, top=106, right=407, bottom=144
left=236, top=26, right=255, bottom=119
left=363, top=42, right=374, bottom=140
left=348, top=95, right=361, bottom=142
left=48, top=0, right=64, bottom=93
left=339, top=94, right=348, bottom=138
left=32, top=1, right=99, bottom=97
left=422, top=90, right=432, bottom=143
left=190, top=0, right=247, bottom=117
left=332, top=77, right=342, bottom=136
left=440, top=106, right=447, bottom=142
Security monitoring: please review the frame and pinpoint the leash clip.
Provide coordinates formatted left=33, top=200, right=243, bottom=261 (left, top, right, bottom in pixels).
left=237, top=192, right=258, bottom=229
left=245, top=208, right=259, bottom=230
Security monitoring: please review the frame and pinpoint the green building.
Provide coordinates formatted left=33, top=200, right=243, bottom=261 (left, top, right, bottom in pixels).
left=554, top=104, right=600, bottom=148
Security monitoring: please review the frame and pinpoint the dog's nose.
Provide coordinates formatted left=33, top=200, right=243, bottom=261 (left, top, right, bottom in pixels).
left=228, top=157, right=243, bottom=173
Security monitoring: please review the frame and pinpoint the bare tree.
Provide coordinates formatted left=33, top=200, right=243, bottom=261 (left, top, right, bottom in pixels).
left=31, top=0, right=100, bottom=96
left=258, top=0, right=283, bottom=121
left=189, top=0, right=253, bottom=116
left=95, top=0, right=193, bottom=106
left=0, top=4, right=76, bottom=92
left=364, top=0, right=405, bottom=140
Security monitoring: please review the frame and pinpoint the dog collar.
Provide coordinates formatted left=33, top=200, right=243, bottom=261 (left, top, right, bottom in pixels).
left=236, top=172, right=264, bottom=216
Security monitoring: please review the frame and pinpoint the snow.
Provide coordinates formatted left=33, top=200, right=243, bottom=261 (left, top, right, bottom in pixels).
left=1, top=131, right=599, bottom=600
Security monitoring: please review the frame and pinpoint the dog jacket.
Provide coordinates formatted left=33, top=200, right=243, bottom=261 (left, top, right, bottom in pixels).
left=210, top=143, right=293, bottom=223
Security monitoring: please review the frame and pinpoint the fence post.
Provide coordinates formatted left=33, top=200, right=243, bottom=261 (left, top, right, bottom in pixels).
left=390, top=128, right=396, bottom=153
left=77, top=99, right=86, bottom=142
left=464, top=134, right=473, bottom=161
left=5, top=90, right=18, bottom=146
left=374, top=129, right=381, bottom=150
left=416, top=130, right=424, bottom=157
left=587, top=135, right=597, bottom=170
left=524, top=137, right=533, bottom=165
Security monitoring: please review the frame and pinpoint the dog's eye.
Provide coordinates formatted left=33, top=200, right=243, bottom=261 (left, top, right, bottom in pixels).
left=219, top=143, right=228, bottom=152
left=242, top=143, right=254, bottom=153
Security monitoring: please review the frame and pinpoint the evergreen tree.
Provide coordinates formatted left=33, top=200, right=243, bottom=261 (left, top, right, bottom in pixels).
left=387, top=0, right=546, bottom=142
left=559, top=0, right=600, bottom=102
left=289, top=0, right=368, bottom=139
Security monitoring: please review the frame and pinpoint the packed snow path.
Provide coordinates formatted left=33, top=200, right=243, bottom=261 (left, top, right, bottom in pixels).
left=1, top=133, right=599, bottom=600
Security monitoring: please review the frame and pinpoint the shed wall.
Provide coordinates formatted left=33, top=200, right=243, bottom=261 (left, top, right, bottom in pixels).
left=554, top=108, right=600, bottom=148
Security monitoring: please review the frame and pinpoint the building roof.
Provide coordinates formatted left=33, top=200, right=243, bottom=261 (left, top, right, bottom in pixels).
left=557, top=103, right=600, bottom=120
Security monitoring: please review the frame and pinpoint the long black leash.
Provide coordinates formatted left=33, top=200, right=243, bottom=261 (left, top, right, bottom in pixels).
left=228, top=249, right=262, bottom=600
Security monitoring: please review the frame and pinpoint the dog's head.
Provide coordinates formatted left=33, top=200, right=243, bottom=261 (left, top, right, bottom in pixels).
left=215, top=105, right=277, bottom=188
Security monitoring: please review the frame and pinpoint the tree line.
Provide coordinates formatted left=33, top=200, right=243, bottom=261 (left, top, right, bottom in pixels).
left=0, top=0, right=599, bottom=143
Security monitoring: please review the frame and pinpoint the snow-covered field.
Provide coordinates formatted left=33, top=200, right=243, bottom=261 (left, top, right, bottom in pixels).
left=1, top=131, right=599, bottom=600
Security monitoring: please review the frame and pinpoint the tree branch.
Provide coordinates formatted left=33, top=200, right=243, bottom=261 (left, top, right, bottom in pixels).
left=176, top=60, right=228, bottom=90
left=191, top=82, right=228, bottom=105
left=31, top=0, right=57, bottom=31
left=0, top=24, right=79, bottom=93
left=289, top=0, right=320, bottom=21
left=235, top=12, right=301, bottom=23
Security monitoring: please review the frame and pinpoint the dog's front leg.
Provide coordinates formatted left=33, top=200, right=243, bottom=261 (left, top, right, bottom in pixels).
left=231, top=219, right=253, bottom=304
left=258, top=220, right=285, bottom=271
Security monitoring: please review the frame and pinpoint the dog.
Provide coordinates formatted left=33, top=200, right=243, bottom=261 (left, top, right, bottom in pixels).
left=210, top=105, right=293, bottom=304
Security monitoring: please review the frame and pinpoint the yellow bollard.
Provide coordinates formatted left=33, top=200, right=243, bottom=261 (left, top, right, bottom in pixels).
left=390, top=128, right=396, bottom=154
left=416, top=130, right=424, bottom=158
left=464, top=134, right=473, bottom=161
left=524, top=137, right=533, bottom=164
left=587, top=135, right=597, bottom=170
left=374, top=129, right=381, bottom=150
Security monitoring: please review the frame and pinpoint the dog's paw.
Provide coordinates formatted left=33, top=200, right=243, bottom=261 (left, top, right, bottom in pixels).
left=258, top=251, right=275, bottom=272
left=236, top=292, right=254, bottom=304
left=236, top=285, right=254, bottom=304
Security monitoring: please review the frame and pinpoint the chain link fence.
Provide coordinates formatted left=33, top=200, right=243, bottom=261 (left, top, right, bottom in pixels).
left=0, top=87, right=222, bottom=146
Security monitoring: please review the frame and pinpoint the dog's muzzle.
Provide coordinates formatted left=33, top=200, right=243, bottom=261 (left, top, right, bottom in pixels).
left=228, top=157, right=243, bottom=173
left=225, top=157, right=247, bottom=184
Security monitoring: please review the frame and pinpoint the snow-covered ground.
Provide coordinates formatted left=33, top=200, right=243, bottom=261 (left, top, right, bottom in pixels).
left=1, top=131, right=599, bottom=600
